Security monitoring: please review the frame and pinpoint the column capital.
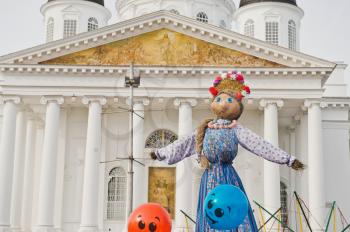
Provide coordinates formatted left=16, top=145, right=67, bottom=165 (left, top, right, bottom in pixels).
left=40, top=96, right=64, bottom=105
left=173, top=98, right=198, bottom=107
left=0, top=95, right=21, bottom=104
left=302, top=100, right=327, bottom=111
left=259, top=99, right=284, bottom=110
left=126, top=97, right=150, bottom=106
left=82, top=96, right=107, bottom=105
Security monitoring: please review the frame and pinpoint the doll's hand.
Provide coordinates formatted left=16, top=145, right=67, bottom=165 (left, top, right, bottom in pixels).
left=150, top=151, right=157, bottom=160
left=291, top=159, right=305, bottom=171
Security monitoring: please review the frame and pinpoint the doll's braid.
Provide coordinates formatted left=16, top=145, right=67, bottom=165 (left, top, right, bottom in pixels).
left=196, top=118, right=213, bottom=154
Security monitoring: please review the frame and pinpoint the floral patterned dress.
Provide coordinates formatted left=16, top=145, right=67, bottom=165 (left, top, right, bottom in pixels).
left=155, top=119, right=295, bottom=232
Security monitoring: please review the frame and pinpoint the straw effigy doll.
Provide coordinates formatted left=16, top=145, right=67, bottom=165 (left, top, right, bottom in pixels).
left=150, top=71, right=304, bottom=231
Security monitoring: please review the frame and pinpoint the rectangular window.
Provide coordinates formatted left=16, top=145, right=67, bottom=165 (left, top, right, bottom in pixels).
left=265, top=21, right=279, bottom=45
left=63, top=20, right=77, bottom=38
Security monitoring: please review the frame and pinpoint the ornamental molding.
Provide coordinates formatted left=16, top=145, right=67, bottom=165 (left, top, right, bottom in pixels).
left=173, top=98, right=198, bottom=107
left=81, top=96, right=107, bottom=105
left=125, top=97, right=150, bottom=106
left=0, top=11, right=335, bottom=68
left=0, top=64, right=333, bottom=78
left=0, top=95, right=21, bottom=104
left=302, top=100, right=327, bottom=111
left=40, top=96, right=65, bottom=105
left=258, top=99, right=284, bottom=109
left=306, top=99, right=350, bottom=109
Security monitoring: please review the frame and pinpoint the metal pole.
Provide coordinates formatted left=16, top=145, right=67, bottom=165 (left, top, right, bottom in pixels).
left=126, top=63, right=134, bottom=221
left=325, top=201, right=336, bottom=232
left=341, top=224, right=350, bottom=232
left=258, top=208, right=282, bottom=231
left=253, top=201, right=295, bottom=232
left=294, top=191, right=313, bottom=232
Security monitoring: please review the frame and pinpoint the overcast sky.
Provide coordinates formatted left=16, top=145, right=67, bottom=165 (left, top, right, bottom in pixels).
left=1, top=0, right=350, bottom=75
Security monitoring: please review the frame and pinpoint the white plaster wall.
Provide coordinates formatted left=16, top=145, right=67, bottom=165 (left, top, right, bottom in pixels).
left=31, top=125, right=44, bottom=228
left=116, top=0, right=235, bottom=29
left=234, top=2, right=304, bottom=50
left=322, top=109, right=350, bottom=221
left=0, top=105, right=3, bottom=143
left=61, top=107, right=87, bottom=231
left=41, top=0, right=111, bottom=42
left=323, top=63, right=348, bottom=97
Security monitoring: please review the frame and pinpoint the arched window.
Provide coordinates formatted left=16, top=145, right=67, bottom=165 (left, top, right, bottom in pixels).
left=280, top=182, right=288, bottom=228
left=63, top=19, right=77, bottom=38
left=219, top=20, right=227, bottom=29
left=46, top=18, right=54, bottom=42
left=170, top=9, right=180, bottom=15
left=265, top=21, right=279, bottom=45
left=145, top=129, right=178, bottom=148
left=288, top=20, right=297, bottom=50
left=88, top=17, right=99, bottom=31
left=196, top=12, right=208, bottom=23
left=107, top=167, right=127, bottom=220
left=244, top=19, right=254, bottom=37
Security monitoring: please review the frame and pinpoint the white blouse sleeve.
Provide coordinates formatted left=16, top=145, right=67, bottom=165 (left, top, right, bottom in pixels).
left=234, top=124, right=296, bottom=167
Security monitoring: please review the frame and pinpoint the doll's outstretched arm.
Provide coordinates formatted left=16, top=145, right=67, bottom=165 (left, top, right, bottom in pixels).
left=234, top=124, right=303, bottom=169
left=151, top=131, right=197, bottom=165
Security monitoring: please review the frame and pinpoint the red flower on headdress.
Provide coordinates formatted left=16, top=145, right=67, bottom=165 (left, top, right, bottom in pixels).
left=235, top=92, right=243, bottom=101
left=235, top=74, right=244, bottom=83
left=243, top=86, right=251, bottom=94
left=209, top=87, right=219, bottom=96
left=213, top=76, right=222, bottom=86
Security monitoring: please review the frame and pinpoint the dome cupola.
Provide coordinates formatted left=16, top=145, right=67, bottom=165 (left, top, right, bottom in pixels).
left=234, top=0, right=303, bottom=51
left=115, top=0, right=236, bottom=30
left=41, top=0, right=111, bottom=42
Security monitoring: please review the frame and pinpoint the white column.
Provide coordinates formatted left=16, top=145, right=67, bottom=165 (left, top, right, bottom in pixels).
left=173, top=98, right=197, bottom=231
left=304, top=101, right=326, bottom=231
left=34, top=96, right=64, bottom=232
left=0, top=96, right=20, bottom=232
left=10, top=110, right=27, bottom=232
left=288, top=126, right=297, bottom=230
left=259, top=99, right=283, bottom=231
left=132, top=99, right=150, bottom=209
left=21, top=117, right=37, bottom=232
left=79, top=97, right=106, bottom=232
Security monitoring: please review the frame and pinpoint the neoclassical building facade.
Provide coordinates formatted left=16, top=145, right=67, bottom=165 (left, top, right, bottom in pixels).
left=0, top=0, right=349, bottom=232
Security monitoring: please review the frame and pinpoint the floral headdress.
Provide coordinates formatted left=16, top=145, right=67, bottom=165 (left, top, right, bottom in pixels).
left=209, top=71, right=251, bottom=101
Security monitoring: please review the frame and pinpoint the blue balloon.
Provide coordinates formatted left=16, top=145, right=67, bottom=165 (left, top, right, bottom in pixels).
left=204, top=185, right=249, bottom=230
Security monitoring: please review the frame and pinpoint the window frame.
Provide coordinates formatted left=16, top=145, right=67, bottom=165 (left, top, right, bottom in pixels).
left=46, top=17, right=55, bottom=42
left=196, top=12, right=209, bottom=23
left=244, top=19, right=255, bottom=37
left=63, top=19, right=77, bottom=38
left=106, top=167, right=127, bottom=221
left=88, top=17, right=99, bottom=32
left=265, top=21, right=279, bottom=45
left=288, top=20, right=297, bottom=50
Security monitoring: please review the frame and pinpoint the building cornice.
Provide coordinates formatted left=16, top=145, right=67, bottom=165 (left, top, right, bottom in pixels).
left=0, top=64, right=333, bottom=78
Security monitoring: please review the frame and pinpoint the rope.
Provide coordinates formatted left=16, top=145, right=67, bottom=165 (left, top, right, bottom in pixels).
left=296, top=199, right=304, bottom=232
left=333, top=206, right=336, bottom=232
left=185, top=215, right=190, bottom=232
left=259, top=207, right=267, bottom=232
left=299, top=196, right=323, bottom=229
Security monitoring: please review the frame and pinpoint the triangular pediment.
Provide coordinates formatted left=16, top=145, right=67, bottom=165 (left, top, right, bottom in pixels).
left=40, top=29, right=283, bottom=67
left=0, top=10, right=335, bottom=69
left=62, top=5, right=79, bottom=13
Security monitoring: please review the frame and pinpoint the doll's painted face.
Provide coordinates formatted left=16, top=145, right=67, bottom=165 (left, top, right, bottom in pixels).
left=210, top=93, right=242, bottom=120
